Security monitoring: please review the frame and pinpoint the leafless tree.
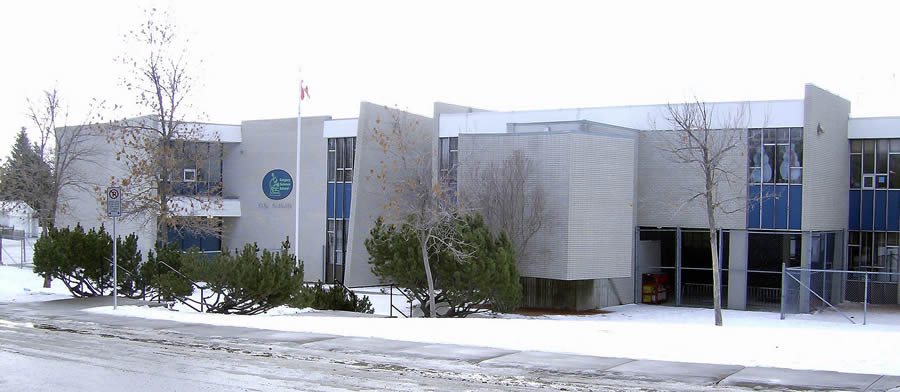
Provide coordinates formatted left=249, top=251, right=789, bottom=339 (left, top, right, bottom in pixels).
left=462, top=149, right=548, bottom=264
left=26, top=88, right=105, bottom=230
left=661, top=99, right=747, bottom=326
left=102, top=8, right=222, bottom=243
left=367, top=110, right=473, bottom=318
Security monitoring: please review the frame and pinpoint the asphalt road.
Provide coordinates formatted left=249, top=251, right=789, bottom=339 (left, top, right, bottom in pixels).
left=1, top=298, right=897, bottom=391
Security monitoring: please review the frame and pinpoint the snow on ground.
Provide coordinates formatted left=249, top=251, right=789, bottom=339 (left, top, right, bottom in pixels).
left=0, top=265, right=71, bottom=303
left=87, top=302, right=900, bottom=376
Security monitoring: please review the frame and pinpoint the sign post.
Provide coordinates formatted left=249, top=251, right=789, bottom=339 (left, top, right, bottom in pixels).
left=106, top=187, right=121, bottom=309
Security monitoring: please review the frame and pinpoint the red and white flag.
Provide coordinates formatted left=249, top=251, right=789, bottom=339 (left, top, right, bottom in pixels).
left=300, top=81, right=310, bottom=101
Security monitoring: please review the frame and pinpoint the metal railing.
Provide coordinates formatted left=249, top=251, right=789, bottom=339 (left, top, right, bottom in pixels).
left=343, top=283, right=414, bottom=318
left=103, top=255, right=234, bottom=313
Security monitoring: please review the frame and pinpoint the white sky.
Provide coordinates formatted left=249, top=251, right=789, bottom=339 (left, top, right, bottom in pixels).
left=2, top=0, right=900, bottom=157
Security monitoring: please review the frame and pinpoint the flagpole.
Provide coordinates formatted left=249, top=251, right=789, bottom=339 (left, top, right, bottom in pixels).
left=294, top=80, right=302, bottom=265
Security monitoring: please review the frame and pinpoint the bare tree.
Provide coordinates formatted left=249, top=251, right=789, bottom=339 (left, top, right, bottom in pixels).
left=462, top=149, right=548, bottom=263
left=103, top=8, right=222, bottom=243
left=367, top=111, right=472, bottom=318
left=26, top=88, right=105, bottom=230
left=662, top=99, right=746, bottom=326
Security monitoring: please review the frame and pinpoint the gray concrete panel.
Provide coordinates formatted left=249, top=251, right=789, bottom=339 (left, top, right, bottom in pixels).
left=802, top=84, right=851, bottom=232
left=396, top=343, right=516, bottom=362
left=344, top=103, right=434, bottom=287
left=605, top=359, right=743, bottom=385
left=720, top=366, right=882, bottom=391
left=728, top=230, right=748, bottom=310
left=636, top=130, right=748, bottom=230
left=301, top=336, right=420, bottom=354
left=480, top=351, right=632, bottom=374
left=224, top=117, right=329, bottom=279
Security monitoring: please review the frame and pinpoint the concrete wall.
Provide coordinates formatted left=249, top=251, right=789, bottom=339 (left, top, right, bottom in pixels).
left=459, top=130, right=637, bottom=282
left=55, top=123, right=156, bottom=257
left=344, top=103, right=434, bottom=287
left=727, top=230, right=748, bottom=310
left=636, top=129, right=747, bottom=230
left=222, top=116, right=329, bottom=280
left=802, top=84, right=851, bottom=231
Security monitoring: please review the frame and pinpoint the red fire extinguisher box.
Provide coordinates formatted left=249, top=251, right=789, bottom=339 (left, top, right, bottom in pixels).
left=641, top=273, right=669, bottom=304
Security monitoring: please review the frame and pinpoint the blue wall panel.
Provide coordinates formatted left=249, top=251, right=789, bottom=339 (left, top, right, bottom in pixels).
left=327, top=183, right=335, bottom=219
left=861, top=190, right=874, bottom=231
left=789, top=185, right=802, bottom=230
left=747, top=185, right=761, bottom=228
left=761, top=185, right=775, bottom=229
left=774, top=185, right=789, bottom=229
left=335, top=183, right=344, bottom=219
left=849, top=190, right=860, bottom=230
left=889, top=191, right=900, bottom=231
left=875, top=191, right=887, bottom=231
left=343, top=183, right=352, bottom=218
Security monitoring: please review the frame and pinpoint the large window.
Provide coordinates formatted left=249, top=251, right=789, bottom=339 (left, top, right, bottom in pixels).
left=849, top=139, right=900, bottom=190
left=326, top=137, right=355, bottom=283
left=171, top=142, right=223, bottom=196
left=438, top=137, right=458, bottom=187
left=748, top=128, right=803, bottom=185
left=848, top=231, right=899, bottom=281
left=747, top=128, right=803, bottom=230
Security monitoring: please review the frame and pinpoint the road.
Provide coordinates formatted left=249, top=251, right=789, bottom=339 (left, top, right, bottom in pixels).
left=1, top=298, right=897, bottom=391
left=0, top=300, right=755, bottom=392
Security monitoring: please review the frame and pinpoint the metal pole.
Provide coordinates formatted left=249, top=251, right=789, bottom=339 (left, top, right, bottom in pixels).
left=21, top=235, right=25, bottom=269
left=294, top=79, right=303, bottom=265
left=676, top=227, right=682, bottom=306
left=389, top=284, right=393, bottom=318
left=780, top=262, right=787, bottom=320
left=863, top=272, right=868, bottom=325
left=113, top=216, right=117, bottom=310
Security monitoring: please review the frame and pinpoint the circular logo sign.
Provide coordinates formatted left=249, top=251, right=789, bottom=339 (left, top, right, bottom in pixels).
left=262, top=169, right=293, bottom=200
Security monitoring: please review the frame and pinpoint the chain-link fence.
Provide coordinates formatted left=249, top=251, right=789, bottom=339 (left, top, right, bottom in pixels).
left=782, top=265, right=900, bottom=325
left=0, top=228, right=32, bottom=267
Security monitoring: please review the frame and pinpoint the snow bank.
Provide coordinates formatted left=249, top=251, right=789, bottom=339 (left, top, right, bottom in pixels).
left=0, top=265, right=71, bottom=303
left=86, top=303, right=900, bottom=376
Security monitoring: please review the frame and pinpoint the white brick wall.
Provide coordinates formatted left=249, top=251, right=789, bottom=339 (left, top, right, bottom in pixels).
left=459, top=130, right=637, bottom=281
left=459, top=133, right=571, bottom=280
left=801, top=84, right=851, bottom=231
left=636, top=130, right=747, bottom=230
left=567, top=133, right=635, bottom=279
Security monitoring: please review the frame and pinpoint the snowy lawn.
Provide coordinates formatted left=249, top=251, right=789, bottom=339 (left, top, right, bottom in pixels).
left=0, top=264, right=71, bottom=303
left=86, top=302, right=900, bottom=376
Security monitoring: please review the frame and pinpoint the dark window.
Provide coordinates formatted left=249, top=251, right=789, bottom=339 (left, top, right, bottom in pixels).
left=325, top=137, right=356, bottom=283
left=851, top=155, right=862, bottom=188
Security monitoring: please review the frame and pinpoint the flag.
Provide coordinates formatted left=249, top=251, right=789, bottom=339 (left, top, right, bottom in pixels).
left=301, top=81, right=310, bottom=100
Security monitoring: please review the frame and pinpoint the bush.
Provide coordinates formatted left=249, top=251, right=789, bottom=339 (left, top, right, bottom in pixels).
left=141, top=243, right=199, bottom=302
left=183, top=238, right=304, bottom=315
left=365, top=214, right=521, bottom=317
left=291, top=281, right=374, bottom=314
left=33, top=224, right=142, bottom=298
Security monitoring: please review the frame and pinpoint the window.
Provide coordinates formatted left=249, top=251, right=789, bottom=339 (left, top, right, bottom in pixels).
left=325, top=137, right=355, bottom=283
left=439, top=137, right=459, bottom=185
left=850, top=138, right=900, bottom=190
left=170, top=142, right=223, bottom=196
left=747, top=127, right=802, bottom=185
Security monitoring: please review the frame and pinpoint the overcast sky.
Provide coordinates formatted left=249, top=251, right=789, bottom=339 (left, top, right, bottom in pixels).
left=2, top=0, right=899, bottom=157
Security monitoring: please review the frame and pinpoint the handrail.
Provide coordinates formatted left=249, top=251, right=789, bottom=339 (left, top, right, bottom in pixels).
left=330, top=282, right=414, bottom=318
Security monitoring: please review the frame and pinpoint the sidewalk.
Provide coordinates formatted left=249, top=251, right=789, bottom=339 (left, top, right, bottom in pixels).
left=4, top=297, right=900, bottom=391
